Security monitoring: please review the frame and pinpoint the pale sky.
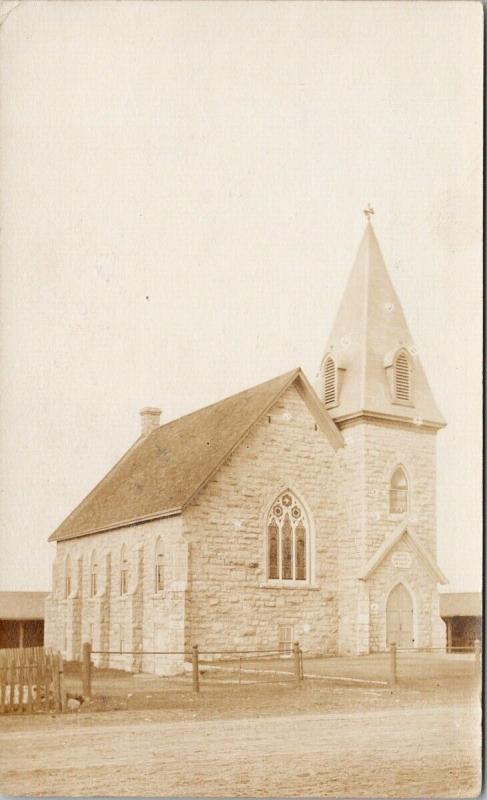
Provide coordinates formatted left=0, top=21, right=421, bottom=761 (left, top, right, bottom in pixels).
left=0, top=1, right=482, bottom=593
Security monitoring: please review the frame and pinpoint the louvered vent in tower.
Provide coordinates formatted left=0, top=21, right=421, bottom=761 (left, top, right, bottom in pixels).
left=394, top=351, right=410, bottom=402
left=323, top=355, right=337, bottom=406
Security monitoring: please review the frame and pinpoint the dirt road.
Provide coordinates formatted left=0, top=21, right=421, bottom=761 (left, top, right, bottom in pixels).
left=1, top=702, right=480, bottom=797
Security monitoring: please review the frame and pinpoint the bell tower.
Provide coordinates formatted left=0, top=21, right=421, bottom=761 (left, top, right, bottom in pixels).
left=318, top=213, right=447, bottom=654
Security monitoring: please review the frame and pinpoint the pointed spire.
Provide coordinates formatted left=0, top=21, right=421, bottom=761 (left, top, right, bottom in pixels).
left=317, top=220, right=445, bottom=428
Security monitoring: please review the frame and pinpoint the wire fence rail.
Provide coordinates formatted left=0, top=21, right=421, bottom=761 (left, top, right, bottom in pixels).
left=85, top=639, right=482, bottom=696
left=0, top=639, right=480, bottom=713
left=87, top=641, right=305, bottom=695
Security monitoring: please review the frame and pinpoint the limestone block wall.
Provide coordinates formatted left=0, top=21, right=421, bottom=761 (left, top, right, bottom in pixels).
left=336, top=425, right=367, bottom=654
left=367, top=535, right=445, bottom=652
left=361, top=421, right=438, bottom=559
left=45, top=515, right=188, bottom=674
left=182, top=385, right=341, bottom=657
left=336, top=418, right=442, bottom=655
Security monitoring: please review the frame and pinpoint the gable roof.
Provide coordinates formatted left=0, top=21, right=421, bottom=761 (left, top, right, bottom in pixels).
left=359, top=519, right=448, bottom=584
left=49, top=368, right=343, bottom=543
left=318, top=222, right=446, bottom=429
left=0, top=592, right=48, bottom=620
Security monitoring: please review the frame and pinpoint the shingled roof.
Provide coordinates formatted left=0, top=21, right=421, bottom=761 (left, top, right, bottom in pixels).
left=49, top=368, right=343, bottom=542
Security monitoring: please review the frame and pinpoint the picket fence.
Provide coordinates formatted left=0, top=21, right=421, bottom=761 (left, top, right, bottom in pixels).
left=0, top=646, right=65, bottom=714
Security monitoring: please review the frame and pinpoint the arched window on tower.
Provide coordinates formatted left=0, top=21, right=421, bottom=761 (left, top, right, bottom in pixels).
left=393, top=350, right=411, bottom=403
left=389, top=466, right=409, bottom=514
left=90, top=552, right=98, bottom=597
left=266, top=490, right=310, bottom=582
left=323, top=355, right=337, bottom=406
left=120, top=545, right=128, bottom=595
left=155, top=537, right=164, bottom=593
left=65, top=555, right=72, bottom=599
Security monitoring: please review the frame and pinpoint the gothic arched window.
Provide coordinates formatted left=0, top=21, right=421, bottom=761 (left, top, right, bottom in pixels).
left=267, top=490, right=309, bottom=582
left=90, top=552, right=98, bottom=597
left=322, top=354, right=337, bottom=406
left=65, top=555, right=72, bottom=599
left=390, top=466, right=408, bottom=514
left=155, top=537, right=164, bottom=593
left=393, top=350, right=411, bottom=403
left=120, top=545, right=128, bottom=595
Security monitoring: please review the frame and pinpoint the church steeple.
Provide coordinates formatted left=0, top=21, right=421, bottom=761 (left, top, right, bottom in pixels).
left=317, top=219, right=445, bottom=429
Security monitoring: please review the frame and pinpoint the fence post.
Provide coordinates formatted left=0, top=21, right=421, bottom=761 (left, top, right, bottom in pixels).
left=293, top=641, right=301, bottom=684
left=192, top=645, right=200, bottom=693
left=474, top=639, right=481, bottom=677
left=82, top=642, right=92, bottom=700
left=389, top=642, right=397, bottom=687
left=0, top=667, right=5, bottom=714
left=59, top=657, right=67, bottom=712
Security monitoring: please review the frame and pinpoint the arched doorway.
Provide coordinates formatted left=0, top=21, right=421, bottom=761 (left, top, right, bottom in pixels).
left=386, top=583, right=414, bottom=648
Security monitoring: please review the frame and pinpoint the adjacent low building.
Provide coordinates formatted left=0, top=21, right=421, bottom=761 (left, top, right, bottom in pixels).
left=440, top=592, right=482, bottom=652
left=0, top=592, right=47, bottom=649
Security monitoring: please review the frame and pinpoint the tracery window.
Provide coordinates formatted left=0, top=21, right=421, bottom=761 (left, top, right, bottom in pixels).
left=267, top=490, right=309, bottom=582
left=155, top=538, right=164, bottom=593
left=389, top=466, right=408, bottom=514
left=120, top=545, right=128, bottom=595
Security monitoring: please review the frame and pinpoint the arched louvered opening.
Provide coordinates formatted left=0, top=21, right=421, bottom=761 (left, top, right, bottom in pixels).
left=65, top=555, right=72, bottom=599
left=90, top=552, right=98, bottom=597
left=389, top=466, right=409, bottom=514
left=394, top=350, right=411, bottom=402
left=120, top=545, right=128, bottom=595
left=266, top=489, right=310, bottom=582
left=323, top=355, right=337, bottom=406
left=155, top=537, right=164, bottom=593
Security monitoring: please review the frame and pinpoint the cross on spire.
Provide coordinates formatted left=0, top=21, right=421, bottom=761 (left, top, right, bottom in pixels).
left=363, top=203, right=375, bottom=222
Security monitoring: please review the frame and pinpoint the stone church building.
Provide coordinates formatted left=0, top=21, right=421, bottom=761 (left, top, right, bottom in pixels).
left=45, top=221, right=447, bottom=673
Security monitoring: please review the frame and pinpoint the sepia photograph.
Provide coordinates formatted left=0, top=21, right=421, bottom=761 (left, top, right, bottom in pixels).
left=0, top=1, right=483, bottom=797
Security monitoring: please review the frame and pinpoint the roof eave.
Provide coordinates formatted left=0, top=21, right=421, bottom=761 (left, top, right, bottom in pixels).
left=333, top=409, right=447, bottom=431
left=49, top=506, right=183, bottom=543
left=293, top=372, right=345, bottom=450
left=359, top=520, right=448, bottom=585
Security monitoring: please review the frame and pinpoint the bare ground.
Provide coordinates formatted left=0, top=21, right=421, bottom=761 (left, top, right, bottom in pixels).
left=0, top=654, right=482, bottom=797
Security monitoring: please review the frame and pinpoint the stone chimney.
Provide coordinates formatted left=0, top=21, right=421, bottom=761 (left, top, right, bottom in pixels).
left=140, top=407, right=161, bottom=437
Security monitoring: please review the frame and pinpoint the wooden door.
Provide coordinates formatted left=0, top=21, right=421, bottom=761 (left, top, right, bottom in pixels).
left=386, top=584, right=414, bottom=648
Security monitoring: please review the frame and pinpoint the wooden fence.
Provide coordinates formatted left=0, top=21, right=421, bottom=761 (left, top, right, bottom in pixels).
left=0, top=646, right=65, bottom=714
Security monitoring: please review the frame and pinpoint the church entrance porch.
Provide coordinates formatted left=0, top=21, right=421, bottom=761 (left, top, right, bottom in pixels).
left=386, top=583, right=414, bottom=649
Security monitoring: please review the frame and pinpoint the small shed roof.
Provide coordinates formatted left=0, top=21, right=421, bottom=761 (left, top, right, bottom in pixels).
left=0, top=592, right=48, bottom=620
left=439, top=592, right=482, bottom=618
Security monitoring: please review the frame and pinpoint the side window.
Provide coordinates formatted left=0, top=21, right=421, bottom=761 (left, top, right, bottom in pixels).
left=120, top=545, right=128, bottom=595
left=278, top=624, right=294, bottom=655
left=155, top=537, right=164, bottom=593
left=390, top=466, right=408, bottom=514
left=65, top=555, right=72, bottom=599
left=90, top=552, right=98, bottom=597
